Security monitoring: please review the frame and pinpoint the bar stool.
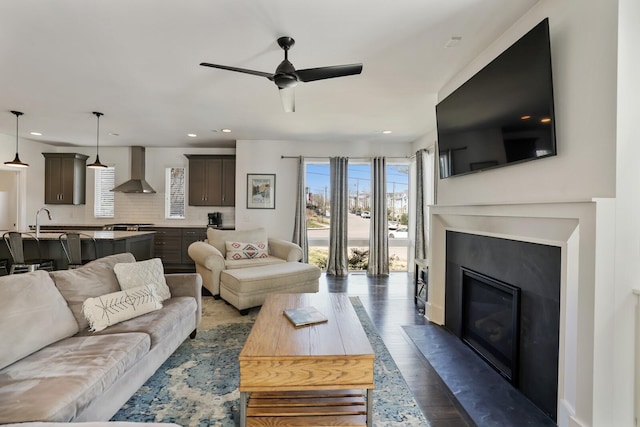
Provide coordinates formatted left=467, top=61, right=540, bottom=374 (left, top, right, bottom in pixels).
left=59, top=232, right=98, bottom=269
left=0, top=259, right=8, bottom=276
left=3, top=231, right=55, bottom=274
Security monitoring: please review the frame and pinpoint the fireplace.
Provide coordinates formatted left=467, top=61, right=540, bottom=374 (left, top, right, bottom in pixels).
left=445, top=231, right=560, bottom=421
left=461, top=267, right=521, bottom=385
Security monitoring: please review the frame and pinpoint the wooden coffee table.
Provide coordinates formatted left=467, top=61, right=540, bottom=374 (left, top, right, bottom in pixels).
left=239, top=293, right=375, bottom=427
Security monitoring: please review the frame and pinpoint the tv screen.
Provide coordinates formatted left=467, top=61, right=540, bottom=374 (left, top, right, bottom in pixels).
left=436, top=18, right=556, bottom=179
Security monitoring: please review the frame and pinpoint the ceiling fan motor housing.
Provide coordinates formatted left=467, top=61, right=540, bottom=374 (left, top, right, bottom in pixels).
left=274, top=59, right=298, bottom=88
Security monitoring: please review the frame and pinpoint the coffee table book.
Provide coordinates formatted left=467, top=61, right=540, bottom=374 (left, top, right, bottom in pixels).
left=283, top=306, right=328, bottom=327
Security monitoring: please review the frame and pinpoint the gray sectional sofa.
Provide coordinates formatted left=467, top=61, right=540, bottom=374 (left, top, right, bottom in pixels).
left=0, top=253, right=202, bottom=424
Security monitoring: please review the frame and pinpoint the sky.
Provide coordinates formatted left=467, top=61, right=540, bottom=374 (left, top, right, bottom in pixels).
left=305, top=163, right=409, bottom=198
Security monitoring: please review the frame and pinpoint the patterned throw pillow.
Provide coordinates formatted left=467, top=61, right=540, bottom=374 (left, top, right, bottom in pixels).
left=114, top=258, right=171, bottom=301
left=82, top=285, right=162, bottom=332
left=225, top=241, right=269, bottom=260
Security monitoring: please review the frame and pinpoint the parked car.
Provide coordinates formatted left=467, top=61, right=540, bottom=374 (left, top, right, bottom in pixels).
left=388, top=220, right=398, bottom=230
left=389, top=227, right=408, bottom=238
left=361, top=211, right=371, bottom=219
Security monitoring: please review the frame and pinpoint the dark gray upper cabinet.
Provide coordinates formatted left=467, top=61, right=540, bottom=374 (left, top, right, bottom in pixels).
left=185, top=155, right=235, bottom=206
left=42, top=153, right=89, bottom=205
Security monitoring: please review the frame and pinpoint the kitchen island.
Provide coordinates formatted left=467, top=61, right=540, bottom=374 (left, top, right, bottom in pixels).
left=1, top=230, right=155, bottom=271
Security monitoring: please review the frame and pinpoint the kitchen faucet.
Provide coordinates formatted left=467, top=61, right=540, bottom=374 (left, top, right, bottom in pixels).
left=36, top=207, right=52, bottom=235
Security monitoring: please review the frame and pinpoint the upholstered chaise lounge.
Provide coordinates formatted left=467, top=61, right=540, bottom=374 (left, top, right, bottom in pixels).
left=187, top=227, right=303, bottom=297
left=188, top=227, right=320, bottom=313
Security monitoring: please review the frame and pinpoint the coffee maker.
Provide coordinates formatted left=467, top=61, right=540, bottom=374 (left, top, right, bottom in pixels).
left=208, top=212, right=222, bottom=228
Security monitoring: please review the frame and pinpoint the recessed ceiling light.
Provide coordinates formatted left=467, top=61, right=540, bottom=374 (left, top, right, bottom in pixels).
left=445, top=36, right=462, bottom=48
left=30, top=132, right=42, bottom=136
left=382, top=130, right=393, bottom=134
left=540, top=117, right=551, bottom=123
left=520, top=115, right=532, bottom=120
left=187, top=133, right=197, bottom=138
left=221, top=128, right=231, bottom=133
left=108, top=132, right=119, bottom=136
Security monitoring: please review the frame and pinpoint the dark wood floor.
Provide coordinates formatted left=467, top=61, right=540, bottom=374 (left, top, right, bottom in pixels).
left=321, top=272, right=475, bottom=427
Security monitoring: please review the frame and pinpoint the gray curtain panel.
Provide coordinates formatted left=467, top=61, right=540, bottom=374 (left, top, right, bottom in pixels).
left=292, top=156, right=309, bottom=263
left=326, top=157, right=349, bottom=276
left=415, top=149, right=428, bottom=261
left=367, top=157, right=389, bottom=275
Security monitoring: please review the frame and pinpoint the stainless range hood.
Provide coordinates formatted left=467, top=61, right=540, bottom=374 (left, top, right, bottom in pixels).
left=111, top=146, right=156, bottom=193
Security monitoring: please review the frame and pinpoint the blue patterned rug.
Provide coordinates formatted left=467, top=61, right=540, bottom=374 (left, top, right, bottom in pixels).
left=112, top=296, right=429, bottom=426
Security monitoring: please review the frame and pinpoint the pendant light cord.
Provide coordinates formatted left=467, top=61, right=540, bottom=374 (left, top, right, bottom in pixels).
left=94, top=111, right=103, bottom=157
left=13, top=111, right=23, bottom=153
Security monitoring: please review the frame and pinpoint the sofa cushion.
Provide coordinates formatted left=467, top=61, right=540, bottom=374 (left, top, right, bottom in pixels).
left=1, top=423, right=183, bottom=427
left=0, top=271, right=79, bottom=371
left=50, top=253, right=136, bottom=330
left=0, top=333, right=150, bottom=423
left=224, top=255, right=286, bottom=270
left=76, top=296, right=197, bottom=348
left=207, top=227, right=268, bottom=257
left=225, top=241, right=269, bottom=260
left=82, top=285, right=162, bottom=332
left=114, top=258, right=171, bottom=301
left=221, top=262, right=321, bottom=293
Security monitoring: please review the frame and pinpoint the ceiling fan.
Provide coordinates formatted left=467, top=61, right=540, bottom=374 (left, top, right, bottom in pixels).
left=200, top=36, right=363, bottom=112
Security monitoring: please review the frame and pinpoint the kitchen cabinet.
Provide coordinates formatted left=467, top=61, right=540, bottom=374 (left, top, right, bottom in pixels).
left=152, top=227, right=182, bottom=265
left=42, top=153, right=89, bottom=205
left=181, top=228, right=208, bottom=264
left=185, top=155, right=235, bottom=206
left=151, top=227, right=208, bottom=273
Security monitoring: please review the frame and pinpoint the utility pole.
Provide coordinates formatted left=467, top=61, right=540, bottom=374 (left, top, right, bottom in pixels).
left=323, top=186, right=327, bottom=222
left=392, top=182, right=396, bottom=220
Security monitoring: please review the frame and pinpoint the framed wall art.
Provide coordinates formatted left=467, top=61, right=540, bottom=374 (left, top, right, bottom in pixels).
left=247, top=174, right=275, bottom=209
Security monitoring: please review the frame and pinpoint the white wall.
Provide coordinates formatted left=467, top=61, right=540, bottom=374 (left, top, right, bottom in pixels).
left=0, top=134, right=51, bottom=230
left=425, top=1, right=626, bottom=425
left=435, top=0, right=618, bottom=206
left=234, top=139, right=414, bottom=240
left=0, top=137, right=237, bottom=229
left=612, top=0, right=640, bottom=426
left=2, top=137, right=414, bottom=236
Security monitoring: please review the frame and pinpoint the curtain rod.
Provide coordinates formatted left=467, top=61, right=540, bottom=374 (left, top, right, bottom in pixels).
left=280, top=155, right=413, bottom=160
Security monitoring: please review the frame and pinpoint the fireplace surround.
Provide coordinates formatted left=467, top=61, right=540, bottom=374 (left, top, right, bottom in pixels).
left=445, top=231, right=560, bottom=420
left=427, top=200, right=613, bottom=427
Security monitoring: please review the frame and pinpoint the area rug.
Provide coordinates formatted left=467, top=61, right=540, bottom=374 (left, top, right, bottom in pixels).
left=112, top=296, right=429, bottom=426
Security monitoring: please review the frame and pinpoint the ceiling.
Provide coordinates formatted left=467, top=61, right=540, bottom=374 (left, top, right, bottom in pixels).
left=0, top=0, right=538, bottom=149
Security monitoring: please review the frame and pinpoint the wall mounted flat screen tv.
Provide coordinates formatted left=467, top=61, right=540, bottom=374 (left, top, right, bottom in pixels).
left=436, top=18, right=556, bottom=179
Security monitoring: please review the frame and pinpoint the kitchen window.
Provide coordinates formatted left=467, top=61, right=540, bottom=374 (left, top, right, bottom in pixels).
left=94, top=166, right=115, bottom=218
left=166, top=167, right=185, bottom=219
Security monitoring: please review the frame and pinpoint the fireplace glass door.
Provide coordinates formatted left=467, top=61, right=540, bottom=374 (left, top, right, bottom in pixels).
left=461, top=267, right=521, bottom=385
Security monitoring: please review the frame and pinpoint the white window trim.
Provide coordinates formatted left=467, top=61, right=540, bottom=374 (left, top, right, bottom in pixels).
left=94, top=166, right=115, bottom=218
left=165, top=167, right=186, bottom=219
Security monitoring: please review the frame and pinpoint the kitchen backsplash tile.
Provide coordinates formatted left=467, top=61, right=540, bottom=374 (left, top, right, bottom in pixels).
left=41, top=192, right=235, bottom=227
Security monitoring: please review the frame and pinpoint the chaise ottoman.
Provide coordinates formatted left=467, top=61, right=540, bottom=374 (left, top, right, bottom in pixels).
left=220, top=262, right=321, bottom=314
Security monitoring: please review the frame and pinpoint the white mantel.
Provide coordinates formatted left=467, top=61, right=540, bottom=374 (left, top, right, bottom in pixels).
left=427, top=199, right=616, bottom=427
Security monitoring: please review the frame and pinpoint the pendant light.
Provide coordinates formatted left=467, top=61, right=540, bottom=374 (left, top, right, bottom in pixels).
left=4, top=110, right=29, bottom=168
left=87, top=111, right=107, bottom=169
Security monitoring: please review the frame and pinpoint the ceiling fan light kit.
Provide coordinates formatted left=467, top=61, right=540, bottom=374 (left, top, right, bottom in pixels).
left=200, top=36, right=362, bottom=112
left=4, top=110, right=29, bottom=168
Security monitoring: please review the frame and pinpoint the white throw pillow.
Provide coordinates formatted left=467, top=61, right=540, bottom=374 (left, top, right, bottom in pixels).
left=225, top=241, right=269, bottom=260
left=82, top=284, right=162, bottom=332
left=114, top=258, right=171, bottom=301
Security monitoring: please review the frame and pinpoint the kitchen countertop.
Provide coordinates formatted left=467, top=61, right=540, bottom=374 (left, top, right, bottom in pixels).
left=22, top=230, right=156, bottom=241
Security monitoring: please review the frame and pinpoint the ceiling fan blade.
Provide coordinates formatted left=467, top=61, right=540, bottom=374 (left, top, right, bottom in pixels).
left=199, top=63, right=274, bottom=79
left=279, top=87, right=295, bottom=113
left=296, top=64, right=363, bottom=83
